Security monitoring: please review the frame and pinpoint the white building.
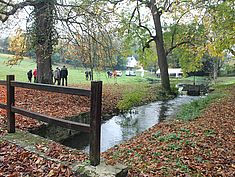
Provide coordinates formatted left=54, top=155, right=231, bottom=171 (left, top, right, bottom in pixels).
left=156, top=68, right=183, bottom=78
left=126, top=56, right=138, bottom=68
left=126, top=56, right=138, bottom=76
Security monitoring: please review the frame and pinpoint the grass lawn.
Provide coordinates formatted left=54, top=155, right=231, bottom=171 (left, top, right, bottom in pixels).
left=1, top=53, right=234, bottom=86
left=0, top=53, right=160, bottom=85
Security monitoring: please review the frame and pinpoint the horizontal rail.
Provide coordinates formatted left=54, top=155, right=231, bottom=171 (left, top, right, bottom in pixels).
left=11, top=106, right=90, bottom=133
left=0, top=103, right=7, bottom=109
left=0, top=80, right=6, bottom=85
left=11, top=81, right=91, bottom=97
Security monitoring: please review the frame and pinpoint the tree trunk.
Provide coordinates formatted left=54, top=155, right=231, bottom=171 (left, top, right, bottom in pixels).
left=34, top=0, right=54, bottom=84
left=149, top=0, right=171, bottom=92
left=213, top=58, right=218, bottom=83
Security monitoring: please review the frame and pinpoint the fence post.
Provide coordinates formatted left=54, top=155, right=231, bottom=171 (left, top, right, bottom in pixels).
left=7, top=75, right=15, bottom=133
left=89, top=81, right=102, bottom=166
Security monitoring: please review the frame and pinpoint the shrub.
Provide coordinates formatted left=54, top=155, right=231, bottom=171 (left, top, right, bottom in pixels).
left=117, top=91, right=145, bottom=111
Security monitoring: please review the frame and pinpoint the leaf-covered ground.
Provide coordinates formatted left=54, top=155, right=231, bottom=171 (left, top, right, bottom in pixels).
left=0, top=141, right=79, bottom=176
left=0, top=84, right=235, bottom=176
left=102, top=86, right=235, bottom=176
left=0, top=84, right=156, bottom=176
left=0, top=84, right=127, bottom=130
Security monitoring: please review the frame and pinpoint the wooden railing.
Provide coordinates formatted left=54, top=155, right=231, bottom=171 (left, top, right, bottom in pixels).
left=0, top=75, right=102, bottom=166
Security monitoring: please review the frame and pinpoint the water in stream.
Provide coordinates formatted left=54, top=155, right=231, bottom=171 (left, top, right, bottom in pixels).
left=61, top=95, right=201, bottom=152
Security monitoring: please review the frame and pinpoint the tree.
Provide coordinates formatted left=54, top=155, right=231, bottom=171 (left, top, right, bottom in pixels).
left=7, top=28, right=27, bottom=65
left=203, top=0, right=235, bottom=80
left=61, top=0, right=120, bottom=80
left=116, top=0, right=234, bottom=91
left=0, top=0, right=116, bottom=83
left=117, top=0, right=196, bottom=92
left=0, top=0, right=56, bottom=83
left=0, top=37, right=10, bottom=54
left=175, top=0, right=235, bottom=80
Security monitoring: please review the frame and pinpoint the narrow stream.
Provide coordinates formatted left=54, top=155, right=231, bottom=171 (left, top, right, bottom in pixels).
left=60, top=95, right=201, bottom=152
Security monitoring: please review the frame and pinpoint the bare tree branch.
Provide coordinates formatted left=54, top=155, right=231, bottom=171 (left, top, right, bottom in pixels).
left=0, top=0, right=35, bottom=22
left=136, top=0, right=154, bottom=38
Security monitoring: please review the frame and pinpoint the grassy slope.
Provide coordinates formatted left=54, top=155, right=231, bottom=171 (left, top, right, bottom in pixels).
left=0, top=53, right=158, bottom=85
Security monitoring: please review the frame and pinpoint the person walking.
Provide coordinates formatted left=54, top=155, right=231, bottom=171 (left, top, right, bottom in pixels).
left=85, top=70, right=89, bottom=80
left=107, top=70, right=111, bottom=78
left=60, top=65, right=68, bottom=86
left=27, top=70, right=32, bottom=82
left=53, top=67, right=61, bottom=85
left=33, top=68, right=37, bottom=83
left=89, top=71, right=92, bottom=80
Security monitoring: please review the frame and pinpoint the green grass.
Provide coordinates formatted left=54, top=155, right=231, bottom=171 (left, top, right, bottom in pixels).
left=176, top=93, right=224, bottom=121
left=1, top=53, right=235, bottom=87
left=176, top=82, right=235, bottom=121
left=0, top=53, right=36, bottom=81
left=0, top=53, right=157, bottom=85
left=117, top=89, right=146, bottom=110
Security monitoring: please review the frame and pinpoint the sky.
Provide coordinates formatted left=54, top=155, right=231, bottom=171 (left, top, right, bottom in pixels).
left=0, top=6, right=31, bottom=39
left=0, top=0, right=200, bottom=39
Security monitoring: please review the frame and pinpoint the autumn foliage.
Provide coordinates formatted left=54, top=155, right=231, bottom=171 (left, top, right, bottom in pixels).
left=102, top=86, right=235, bottom=176
left=0, top=85, right=235, bottom=176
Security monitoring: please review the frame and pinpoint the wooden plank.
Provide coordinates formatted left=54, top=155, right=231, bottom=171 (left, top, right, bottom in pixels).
left=0, top=103, right=7, bottom=109
left=11, top=106, right=90, bottom=132
left=11, top=81, right=91, bottom=97
left=7, top=75, right=15, bottom=133
left=0, top=80, right=6, bottom=85
left=89, top=81, right=102, bottom=166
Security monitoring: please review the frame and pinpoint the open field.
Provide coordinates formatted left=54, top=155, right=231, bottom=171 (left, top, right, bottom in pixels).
left=0, top=53, right=159, bottom=85
left=1, top=53, right=235, bottom=86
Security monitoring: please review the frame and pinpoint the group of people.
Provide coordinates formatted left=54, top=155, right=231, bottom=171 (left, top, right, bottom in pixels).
left=27, top=68, right=37, bottom=83
left=53, top=66, right=68, bottom=86
left=107, top=70, right=117, bottom=78
left=27, top=66, right=68, bottom=86
left=85, top=70, right=93, bottom=80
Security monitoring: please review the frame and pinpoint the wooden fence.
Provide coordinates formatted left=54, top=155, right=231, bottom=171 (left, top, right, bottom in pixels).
left=0, top=75, right=102, bottom=166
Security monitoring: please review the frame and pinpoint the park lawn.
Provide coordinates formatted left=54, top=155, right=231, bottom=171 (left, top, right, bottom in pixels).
left=0, top=53, right=159, bottom=85
left=1, top=52, right=234, bottom=87
left=0, top=53, right=35, bottom=81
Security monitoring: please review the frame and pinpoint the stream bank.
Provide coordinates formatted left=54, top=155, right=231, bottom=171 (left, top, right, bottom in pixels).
left=30, top=95, right=201, bottom=152
left=102, top=84, right=235, bottom=176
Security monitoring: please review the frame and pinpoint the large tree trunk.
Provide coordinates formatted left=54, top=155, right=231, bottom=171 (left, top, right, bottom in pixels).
left=34, top=0, right=54, bottom=84
left=149, top=0, right=171, bottom=92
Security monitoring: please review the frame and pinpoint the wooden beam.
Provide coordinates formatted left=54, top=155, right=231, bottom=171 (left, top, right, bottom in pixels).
left=0, top=80, right=6, bottom=85
left=11, top=81, right=91, bottom=97
left=89, top=81, right=102, bottom=166
left=11, top=106, right=90, bottom=133
left=0, top=103, right=7, bottom=109
left=7, top=75, right=15, bottom=133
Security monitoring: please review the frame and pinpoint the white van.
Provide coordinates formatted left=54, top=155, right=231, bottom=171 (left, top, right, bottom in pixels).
left=126, top=70, right=136, bottom=76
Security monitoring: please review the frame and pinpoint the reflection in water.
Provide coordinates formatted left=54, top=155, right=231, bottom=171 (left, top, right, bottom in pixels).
left=61, top=95, right=201, bottom=152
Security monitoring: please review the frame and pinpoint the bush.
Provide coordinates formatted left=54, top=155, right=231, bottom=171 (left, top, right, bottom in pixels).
left=117, top=84, right=178, bottom=111
left=117, top=91, right=145, bottom=111
left=155, top=85, right=178, bottom=101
